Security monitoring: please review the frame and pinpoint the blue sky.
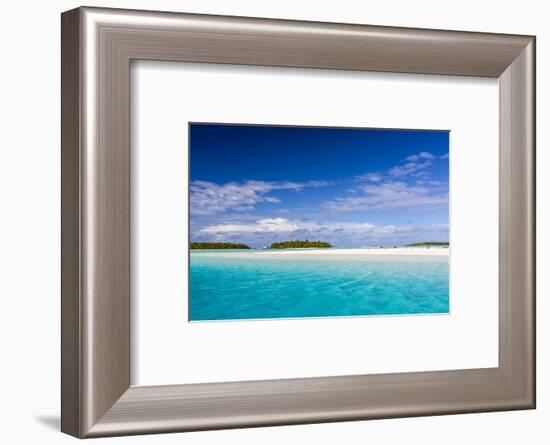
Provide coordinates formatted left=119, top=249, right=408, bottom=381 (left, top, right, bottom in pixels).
left=190, top=123, right=449, bottom=248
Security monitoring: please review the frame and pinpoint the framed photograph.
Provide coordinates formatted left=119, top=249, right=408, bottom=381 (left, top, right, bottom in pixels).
left=188, top=123, right=451, bottom=322
left=61, top=7, right=535, bottom=438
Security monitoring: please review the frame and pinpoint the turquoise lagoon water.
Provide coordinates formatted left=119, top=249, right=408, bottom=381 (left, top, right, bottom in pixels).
left=189, top=250, right=449, bottom=321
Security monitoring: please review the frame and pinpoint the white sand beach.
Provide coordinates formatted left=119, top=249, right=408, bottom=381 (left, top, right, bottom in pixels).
left=192, top=247, right=449, bottom=261
left=256, top=247, right=449, bottom=256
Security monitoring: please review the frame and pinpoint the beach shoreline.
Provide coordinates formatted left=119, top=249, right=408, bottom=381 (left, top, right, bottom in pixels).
left=191, top=247, right=449, bottom=261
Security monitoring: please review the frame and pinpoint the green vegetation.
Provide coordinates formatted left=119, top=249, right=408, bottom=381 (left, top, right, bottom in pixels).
left=405, top=242, right=449, bottom=247
left=190, top=242, right=250, bottom=250
left=270, top=240, right=333, bottom=249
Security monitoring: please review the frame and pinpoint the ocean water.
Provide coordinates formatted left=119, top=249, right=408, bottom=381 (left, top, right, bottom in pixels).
left=189, top=250, right=449, bottom=321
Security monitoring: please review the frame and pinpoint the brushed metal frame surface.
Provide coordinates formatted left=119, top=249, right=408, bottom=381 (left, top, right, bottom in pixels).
left=61, top=6, right=536, bottom=438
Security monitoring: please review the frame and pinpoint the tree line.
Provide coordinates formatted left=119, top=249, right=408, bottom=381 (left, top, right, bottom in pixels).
left=190, top=242, right=251, bottom=250
left=405, top=242, right=449, bottom=247
left=270, top=240, right=333, bottom=249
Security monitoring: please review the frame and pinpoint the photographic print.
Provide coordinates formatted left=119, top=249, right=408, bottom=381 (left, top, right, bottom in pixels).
left=190, top=123, right=449, bottom=321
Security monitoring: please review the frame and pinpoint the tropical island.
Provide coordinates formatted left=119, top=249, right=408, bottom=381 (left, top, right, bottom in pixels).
left=190, top=240, right=447, bottom=250
left=405, top=242, right=449, bottom=247
left=270, top=240, right=333, bottom=249
left=190, top=242, right=250, bottom=249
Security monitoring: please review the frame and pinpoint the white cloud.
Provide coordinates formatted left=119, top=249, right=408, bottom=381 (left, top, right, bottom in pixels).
left=324, top=181, right=447, bottom=212
left=326, top=150, right=447, bottom=213
left=191, top=179, right=330, bottom=215
left=405, top=151, right=435, bottom=162
left=356, top=151, right=436, bottom=181
left=440, top=153, right=449, bottom=159
left=201, top=218, right=378, bottom=236
left=201, top=218, right=299, bottom=234
left=197, top=217, right=448, bottom=247
left=356, top=173, right=383, bottom=182
left=416, top=180, right=445, bottom=186
left=388, top=151, right=433, bottom=177
left=200, top=217, right=448, bottom=238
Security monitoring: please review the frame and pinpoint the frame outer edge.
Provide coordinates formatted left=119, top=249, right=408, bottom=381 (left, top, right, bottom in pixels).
left=521, top=39, right=536, bottom=408
left=522, top=38, right=536, bottom=407
left=531, top=38, right=537, bottom=409
left=81, top=6, right=133, bottom=435
left=61, top=7, right=83, bottom=438
left=498, top=38, right=536, bottom=407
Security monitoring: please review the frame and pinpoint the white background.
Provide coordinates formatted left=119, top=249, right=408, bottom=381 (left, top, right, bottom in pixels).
left=0, top=1, right=547, bottom=444
left=132, top=61, right=499, bottom=385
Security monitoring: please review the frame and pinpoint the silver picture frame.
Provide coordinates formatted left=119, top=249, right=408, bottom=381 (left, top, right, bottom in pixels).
left=61, top=6, right=535, bottom=438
